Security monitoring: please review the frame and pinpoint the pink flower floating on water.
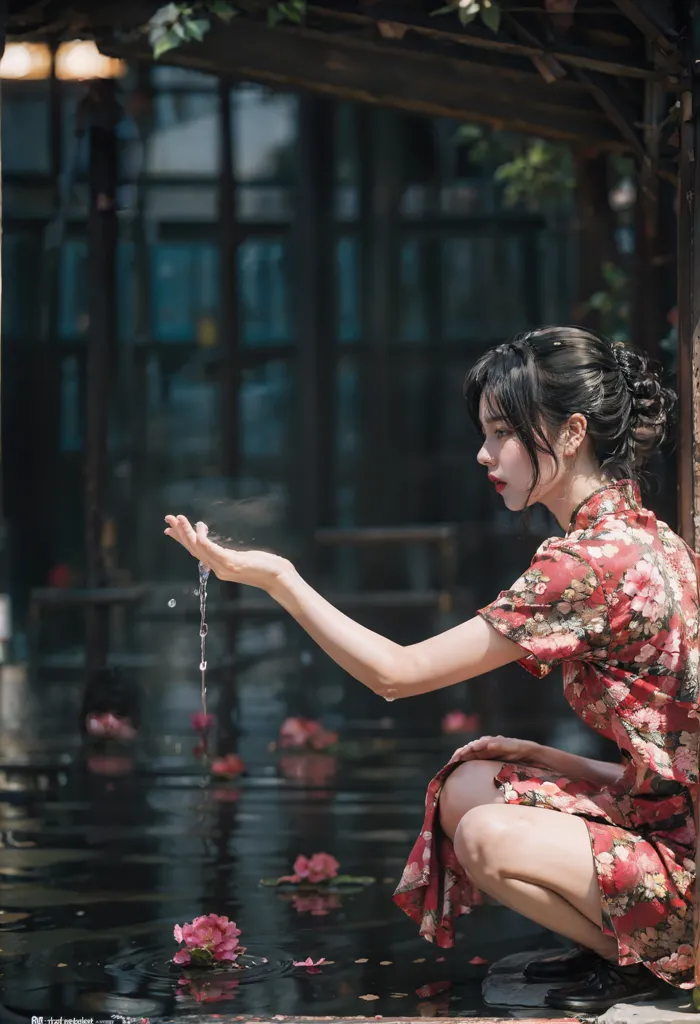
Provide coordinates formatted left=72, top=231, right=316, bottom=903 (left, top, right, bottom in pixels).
left=278, top=717, right=338, bottom=752
left=441, top=710, right=481, bottom=735
left=211, top=753, right=246, bottom=778
left=172, top=913, right=244, bottom=966
left=279, top=752, right=337, bottom=790
left=280, top=852, right=340, bottom=884
left=177, top=974, right=240, bottom=1004
left=191, top=712, right=216, bottom=734
left=293, top=956, right=326, bottom=974
left=85, top=712, right=136, bottom=741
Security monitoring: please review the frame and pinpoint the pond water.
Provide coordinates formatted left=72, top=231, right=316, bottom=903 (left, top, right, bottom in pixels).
left=0, top=631, right=592, bottom=1021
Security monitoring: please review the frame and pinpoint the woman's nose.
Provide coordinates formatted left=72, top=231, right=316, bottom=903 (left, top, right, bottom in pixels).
left=477, top=445, right=493, bottom=466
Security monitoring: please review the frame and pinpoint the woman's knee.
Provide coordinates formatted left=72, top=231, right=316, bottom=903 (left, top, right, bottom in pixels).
left=453, top=804, right=511, bottom=881
left=438, top=759, right=504, bottom=840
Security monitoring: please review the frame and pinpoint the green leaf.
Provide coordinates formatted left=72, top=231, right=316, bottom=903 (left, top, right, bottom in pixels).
left=189, top=946, right=215, bottom=966
left=431, top=3, right=459, bottom=15
left=480, top=2, right=501, bottom=33
left=332, top=874, right=376, bottom=886
left=458, top=7, right=478, bottom=26
left=184, top=16, right=210, bottom=40
left=268, top=6, right=285, bottom=26
left=207, top=1, right=237, bottom=20
left=152, top=26, right=183, bottom=57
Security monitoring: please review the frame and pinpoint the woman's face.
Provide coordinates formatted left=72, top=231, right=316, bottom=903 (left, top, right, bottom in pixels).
left=476, top=393, right=561, bottom=511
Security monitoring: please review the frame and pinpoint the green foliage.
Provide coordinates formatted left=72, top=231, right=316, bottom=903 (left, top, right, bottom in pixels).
left=455, top=124, right=574, bottom=210
left=431, top=0, right=501, bottom=32
left=148, top=2, right=238, bottom=58
left=148, top=1, right=307, bottom=57
left=585, top=262, right=631, bottom=342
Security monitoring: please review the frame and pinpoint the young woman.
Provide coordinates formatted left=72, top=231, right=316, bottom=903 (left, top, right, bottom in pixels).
left=165, top=326, right=698, bottom=1014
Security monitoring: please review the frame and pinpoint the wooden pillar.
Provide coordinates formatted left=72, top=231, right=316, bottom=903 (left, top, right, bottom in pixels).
left=296, top=95, right=335, bottom=572
left=83, top=81, right=120, bottom=673
left=572, top=150, right=617, bottom=328
left=218, top=79, right=239, bottom=484
left=217, top=79, right=241, bottom=724
left=358, top=107, right=401, bottom=526
left=0, top=0, right=7, bottom=659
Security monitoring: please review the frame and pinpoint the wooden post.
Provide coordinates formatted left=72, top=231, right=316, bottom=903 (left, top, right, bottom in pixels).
left=83, top=80, right=120, bottom=674
left=296, top=95, right=335, bottom=572
left=0, top=0, right=7, bottom=661
left=217, top=78, right=240, bottom=723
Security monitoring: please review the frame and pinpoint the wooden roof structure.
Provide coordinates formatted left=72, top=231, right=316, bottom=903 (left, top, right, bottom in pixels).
left=5, top=0, right=700, bottom=996
left=6, top=1, right=686, bottom=155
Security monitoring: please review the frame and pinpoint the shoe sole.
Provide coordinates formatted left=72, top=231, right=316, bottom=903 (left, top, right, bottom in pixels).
left=545, top=987, right=666, bottom=1012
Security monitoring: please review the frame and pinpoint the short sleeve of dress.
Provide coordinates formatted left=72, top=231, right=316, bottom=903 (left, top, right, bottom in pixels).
left=478, top=541, right=611, bottom=678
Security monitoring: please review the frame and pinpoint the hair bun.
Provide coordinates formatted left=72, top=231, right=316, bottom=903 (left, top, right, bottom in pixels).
left=611, top=342, right=675, bottom=460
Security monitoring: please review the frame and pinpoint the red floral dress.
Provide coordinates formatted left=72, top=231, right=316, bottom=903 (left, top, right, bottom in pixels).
left=393, top=481, right=700, bottom=988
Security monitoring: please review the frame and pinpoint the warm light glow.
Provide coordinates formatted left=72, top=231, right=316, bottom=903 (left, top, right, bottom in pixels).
left=0, top=43, right=52, bottom=80
left=55, top=40, right=126, bottom=81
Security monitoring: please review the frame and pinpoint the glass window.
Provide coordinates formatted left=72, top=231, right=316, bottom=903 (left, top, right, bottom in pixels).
left=2, top=88, right=50, bottom=173
left=233, top=85, right=297, bottom=182
left=2, top=232, right=41, bottom=338
left=399, top=240, right=428, bottom=343
left=240, top=360, right=293, bottom=458
left=149, top=91, right=219, bottom=175
left=337, top=237, right=360, bottom=343
left=336, top=355, right=360, bottom=456
left=59, top=240, right=88, bottom=338
left=442, top=235, right=494, bottom=342
left=152, top=243, right=218, bottom=342
left=59, top=355, right=83, bottom=452
left=239, top=239, right=290, bottom=346
left=151, top=66, right=216, bottom=88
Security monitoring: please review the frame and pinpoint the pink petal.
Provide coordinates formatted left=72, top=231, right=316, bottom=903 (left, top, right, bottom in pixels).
left=173, top=924, right=183, bottom=943
left=173, top=949, right=191, bottom=965
left=469, top=955, right=489, bottom=965
left=213, top=949, right=238, bottom=961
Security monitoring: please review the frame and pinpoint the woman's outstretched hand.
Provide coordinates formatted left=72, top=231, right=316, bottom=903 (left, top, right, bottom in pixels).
left=164, top=515, right=292, bottom=593
left=449, top=734, right=540, bottom=765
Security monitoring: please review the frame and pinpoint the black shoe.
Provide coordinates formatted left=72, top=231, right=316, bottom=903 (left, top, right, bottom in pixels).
left=523, top=946, right=604, bottom=983
left=544, top=960, right=668, bottom=1012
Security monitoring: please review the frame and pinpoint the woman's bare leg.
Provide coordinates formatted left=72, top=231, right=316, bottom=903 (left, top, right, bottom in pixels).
left=438, top=760, right=617, bottom=960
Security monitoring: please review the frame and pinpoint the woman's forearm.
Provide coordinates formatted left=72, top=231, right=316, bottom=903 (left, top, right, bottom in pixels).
left=269, top=564, right=408, bottom=696
left=533, top=744, right=625, bottom=788
left=268, top=565, right=522, bottom=699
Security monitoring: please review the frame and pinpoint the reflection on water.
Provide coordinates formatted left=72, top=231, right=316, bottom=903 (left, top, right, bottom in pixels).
left=0, top=642, right=599, bottom=1020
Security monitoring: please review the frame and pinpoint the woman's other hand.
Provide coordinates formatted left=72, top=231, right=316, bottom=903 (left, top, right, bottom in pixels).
left=164, top=515, right=292, bottom=593
left=449, top=734, right=540, bottom=765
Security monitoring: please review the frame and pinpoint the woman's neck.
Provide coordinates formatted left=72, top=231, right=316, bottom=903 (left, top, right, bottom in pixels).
left=543, top=471, right=610, bottom=532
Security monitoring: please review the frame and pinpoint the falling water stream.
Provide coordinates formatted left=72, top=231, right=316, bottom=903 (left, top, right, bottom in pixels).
left=198, top=560, right=210, bottom=720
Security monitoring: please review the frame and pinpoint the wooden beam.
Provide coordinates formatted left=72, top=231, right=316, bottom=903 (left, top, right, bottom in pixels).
left=571, top=68, right=645, bottom=157
left=609, top=0, right=680, bottom=52
left=502, top=9, right=645, bottom=155
left=101, top=20, right=630, bottom=150
left=306, top=2, right=674, bottom=82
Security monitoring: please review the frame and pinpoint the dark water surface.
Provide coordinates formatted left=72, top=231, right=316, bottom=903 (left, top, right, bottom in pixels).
left=0, top=632, right=594, bottom=1021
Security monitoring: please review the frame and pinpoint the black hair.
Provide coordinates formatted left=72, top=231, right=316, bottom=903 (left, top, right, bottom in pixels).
left=464, top=325, right=676, bottom=496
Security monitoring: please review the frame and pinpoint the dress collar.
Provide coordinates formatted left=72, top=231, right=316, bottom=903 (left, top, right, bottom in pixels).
left=567, top=479, right=641, bottom=535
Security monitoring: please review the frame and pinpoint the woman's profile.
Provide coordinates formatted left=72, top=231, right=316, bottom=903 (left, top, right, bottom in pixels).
left=164, top=325, right=697, bottom=1013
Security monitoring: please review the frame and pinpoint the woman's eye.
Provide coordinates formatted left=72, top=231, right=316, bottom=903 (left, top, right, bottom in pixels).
left=495, top=429, right=510, bottom=439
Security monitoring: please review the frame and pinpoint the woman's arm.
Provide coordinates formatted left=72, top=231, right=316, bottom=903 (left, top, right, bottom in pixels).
left=270, top=564, right=522, bottom=698
left=532, top=744, right=625, bottom=788
left=163, top=516, right=523, bottom=698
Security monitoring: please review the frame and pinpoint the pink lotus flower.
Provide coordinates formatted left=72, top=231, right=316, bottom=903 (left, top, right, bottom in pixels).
left=293, top=956, right=326, bottom=974
left=172, top=913, right=243, bottom=966
left=211, top=753, right=245, bottom=778
left=191, top=712, right=216, bottom=733
left=85, top=711, right=136, bottom=741
left=278, top=717, right=338, bottom=751
left=281, top=851, right=340, bottom=884
left=441, top=710, right=481, bottom=735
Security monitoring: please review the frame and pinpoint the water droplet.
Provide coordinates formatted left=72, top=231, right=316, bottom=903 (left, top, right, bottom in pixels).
left=168, top=598, right=176, bottom=608
left=193, top=589, right=199, bottom=597
left=200, top=661, right=207, bottom=672
left=384, top=695, right=396, bottom=702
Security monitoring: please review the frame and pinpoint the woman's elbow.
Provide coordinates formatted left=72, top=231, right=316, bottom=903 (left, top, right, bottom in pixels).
left=372, top=649, right=425, bottom=699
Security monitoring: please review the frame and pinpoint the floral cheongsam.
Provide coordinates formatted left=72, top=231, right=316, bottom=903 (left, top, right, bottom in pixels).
left=393, top=480, right=700, bottom=988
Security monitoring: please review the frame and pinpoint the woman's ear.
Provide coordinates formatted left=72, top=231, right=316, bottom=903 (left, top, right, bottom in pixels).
left=564, top=413, right=588, bottom=457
